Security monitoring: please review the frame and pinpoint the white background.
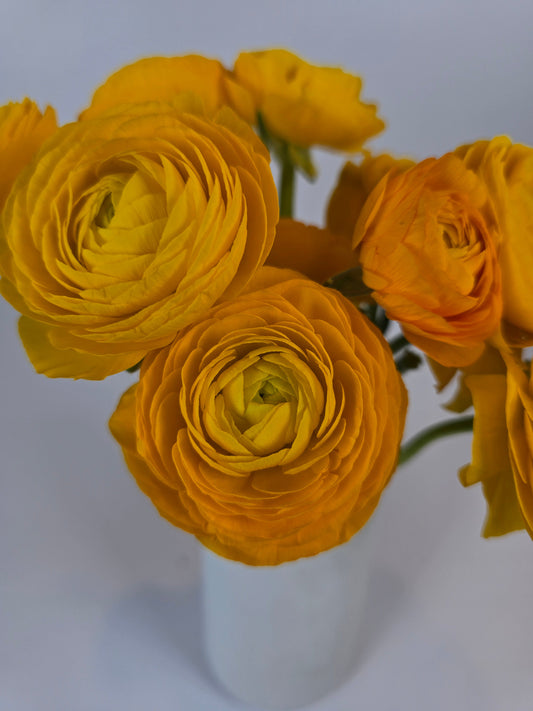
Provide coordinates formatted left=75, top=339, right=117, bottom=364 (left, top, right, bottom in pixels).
left=1, top=1, right=533, bottom=710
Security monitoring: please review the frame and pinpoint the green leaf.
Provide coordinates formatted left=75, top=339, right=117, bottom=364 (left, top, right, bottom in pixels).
left=395, top=349, right=423, bottom=374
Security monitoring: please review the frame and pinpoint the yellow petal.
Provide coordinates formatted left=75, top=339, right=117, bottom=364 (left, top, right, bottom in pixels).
left=458, top=370, right=525, bottom=536
left=0, top=99, right=57, bottom=209
left=233, top=49, right=385, bottom=151
left=19, top=316, right=143, bottom=379
left=80, top=55, right=235, bottom=120
left=459, top=373, right=511, bottom=485
left=480, top=471, right=526, bottom=537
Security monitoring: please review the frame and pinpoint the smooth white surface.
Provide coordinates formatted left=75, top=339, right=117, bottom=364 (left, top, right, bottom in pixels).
left=203, top=528, right=373, bottom=709
left=1, top=2, right=533, bottom=710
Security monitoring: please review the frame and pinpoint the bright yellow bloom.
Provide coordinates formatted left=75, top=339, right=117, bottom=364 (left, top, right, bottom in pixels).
left=0, top=99, right=57, bottom=210
left=110, top=269, right=407, bottom=565
left=353, top=155, right=502, bottom=367
left=232, top=49, right=385, bottom=151
left=455, top=137, right=533, bottom=345
left=0, top=99, right=278, bottom=379
left=79, top=55, right=255, bottom=122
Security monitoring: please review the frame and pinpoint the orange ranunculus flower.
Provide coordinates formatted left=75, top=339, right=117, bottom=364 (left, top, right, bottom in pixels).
left=232, top=49, right=385, bottom=151
left=455, top=137, right=533, bottom=345
left=265, top=218, right=356, bottom=283
left=353, top=154, right=502, bottom=367
left=0, top=99, right=278, bottom=379
left=109, top=269, right=407, bottom=565
left=326, top=153, right=414, bottom=241
left=79, top=55, right=255, bottom=122
left=0, top=99, right=57, bottom=210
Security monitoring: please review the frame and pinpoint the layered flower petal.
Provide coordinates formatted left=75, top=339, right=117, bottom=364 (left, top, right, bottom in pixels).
left=326, top=152, right=414, bottom=241
left=353, top=155, right=502, bottom=367
left=455, top=137, right=533, bottom=345
left=110, top=269, right=407, bottom=565
left=0, top=100, right=278, bottom=378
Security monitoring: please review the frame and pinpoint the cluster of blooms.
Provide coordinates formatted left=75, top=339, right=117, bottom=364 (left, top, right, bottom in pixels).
left=1, top=49, right=531, bottom=565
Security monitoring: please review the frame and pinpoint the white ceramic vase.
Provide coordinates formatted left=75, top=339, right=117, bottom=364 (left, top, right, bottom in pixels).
left=202, top=524, right=374, bottom=709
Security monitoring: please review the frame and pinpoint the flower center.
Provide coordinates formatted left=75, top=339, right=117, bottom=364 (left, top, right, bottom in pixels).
left=94, top=192, right=115, bottom=228
left=201, top=348, right=325, bottom=464
left=253, top=379, right=287, bottom=405
left=204, top=354, right=306, bottom=457
left=237, top=360, right=297, bottom=434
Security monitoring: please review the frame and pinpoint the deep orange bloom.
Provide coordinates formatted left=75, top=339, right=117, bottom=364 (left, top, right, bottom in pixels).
left=456, top=137, right=533, bottom=345
left=354, top=155, right=502, bottom=367
left=326, top=153, right=414, bottom=241
left=110, top=270, right=407, bottom=565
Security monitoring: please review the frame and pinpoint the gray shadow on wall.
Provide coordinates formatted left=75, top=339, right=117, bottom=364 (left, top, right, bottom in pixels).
left=94, top=582, right=216, bottom=703
left=352, top=565, right=407, bottom=668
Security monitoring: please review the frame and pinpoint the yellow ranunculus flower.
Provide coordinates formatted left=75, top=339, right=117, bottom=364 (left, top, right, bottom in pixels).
left=265, top=218, right=356, bottom=283
left=326, top=153, right=414, bottom=241
left=79, top=55, right=255, bottom=122
left=0, top=99, right=57, bottom=210
left=109, top=269, right=407, bottom=565
left=232, top=49, right=385, bottom=151
left=455, top=137, right=533, bottom=345
left=0, top=99, right=278, bottom=379
left=353, top=154, right=502, bottom=367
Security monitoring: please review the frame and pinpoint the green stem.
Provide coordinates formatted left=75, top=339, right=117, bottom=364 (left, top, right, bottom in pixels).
left=398, top=415, right=474, bottom=466
left=279, top=145, right=295, bottom=218
left=362, top=302, right=377, bottom=324
left=374, top=306, right=390, bottom=334
left=256, top=112, right=271, bottom=149
left=395, top=349, right=422, bottom=374
left=389, top=334, right=410, bottom=354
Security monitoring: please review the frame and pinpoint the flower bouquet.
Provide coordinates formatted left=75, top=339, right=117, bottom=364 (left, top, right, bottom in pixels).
left=1, top=49, right=532, bottom=709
